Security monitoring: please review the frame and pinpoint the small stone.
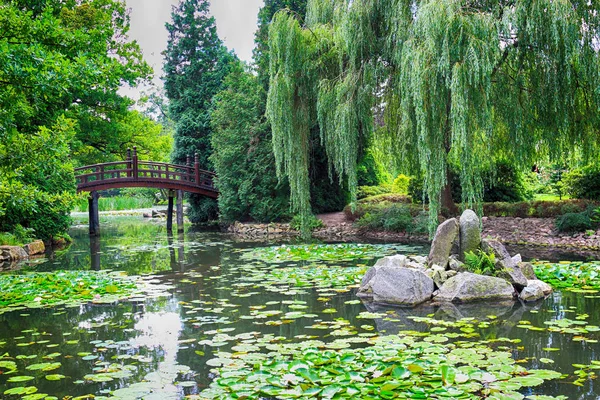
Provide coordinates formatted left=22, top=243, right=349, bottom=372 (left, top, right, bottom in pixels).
left=519, top=280, right=549, bottom=302
left=518, top=262, right=537, bottom=280
left=512, top=254, right=522, bottom=263
left=411, top=255, right=427, bottom=264
left=405, top=261, right=426, bottom=270
left=428, top=218, right=459, bottom=267
left=448, top=255, right=466, bottom=272
left=481, top=239, right=528, bottom=289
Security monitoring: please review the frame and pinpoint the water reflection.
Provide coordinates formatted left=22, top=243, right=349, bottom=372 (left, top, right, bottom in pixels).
left=2, top=215, right=600, bottom=398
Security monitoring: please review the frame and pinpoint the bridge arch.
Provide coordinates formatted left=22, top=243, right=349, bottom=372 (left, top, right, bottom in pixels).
left=75, top=147, right=218, bottom=235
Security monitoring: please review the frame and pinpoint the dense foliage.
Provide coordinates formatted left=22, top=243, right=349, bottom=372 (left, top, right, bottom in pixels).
left=164, top=0, right=235, bottom=222
left=0, top=0, right=163, bottom=240
left=268, top=0, right=600, bottom=235
left=210, top=63, right=289, bottom=222
left=564, top=165, right=600, bottom=201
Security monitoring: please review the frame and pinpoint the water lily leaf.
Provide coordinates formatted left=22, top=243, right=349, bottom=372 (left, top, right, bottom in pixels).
left=4, top=386, right=38, bottom=395
left=45, top=374, right=66, bottom=381
left=7, top=375, right=35, bottom=383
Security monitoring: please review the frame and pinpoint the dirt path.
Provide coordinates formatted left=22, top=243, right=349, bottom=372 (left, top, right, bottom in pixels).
left=317, top=212, right=349, bottom=227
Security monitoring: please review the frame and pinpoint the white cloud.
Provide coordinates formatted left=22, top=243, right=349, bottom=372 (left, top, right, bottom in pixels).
left=122, top=0, right=263, bottom=98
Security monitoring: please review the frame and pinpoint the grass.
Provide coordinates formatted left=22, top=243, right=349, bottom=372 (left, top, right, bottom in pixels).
left=534, top=193, right=571, bottom=201
left=72, top=196, right=155, bottom=212
left=0, top=232, right=26, bottom=246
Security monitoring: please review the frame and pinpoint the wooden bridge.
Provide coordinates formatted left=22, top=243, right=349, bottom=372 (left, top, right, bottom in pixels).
left=75, top=147, right=218, bottom=235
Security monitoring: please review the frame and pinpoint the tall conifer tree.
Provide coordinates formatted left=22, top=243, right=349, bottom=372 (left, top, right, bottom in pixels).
left=163, top=0, right=234, bottom=221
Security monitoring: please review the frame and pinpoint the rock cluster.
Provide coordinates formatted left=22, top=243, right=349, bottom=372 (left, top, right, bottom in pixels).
left=0, top=240, right=45, bottom=269
left=358, top=209, right=553, bottom=306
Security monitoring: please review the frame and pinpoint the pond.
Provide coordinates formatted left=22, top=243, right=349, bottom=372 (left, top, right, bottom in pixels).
left=0, top=215, right=599, bottom=399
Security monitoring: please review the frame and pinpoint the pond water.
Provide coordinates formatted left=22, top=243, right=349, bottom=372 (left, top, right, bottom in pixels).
left=0, top=215, right=599, bottom=399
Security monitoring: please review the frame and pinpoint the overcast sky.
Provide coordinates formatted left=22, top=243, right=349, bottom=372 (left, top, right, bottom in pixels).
left=123, top=0, right=264, bottom=94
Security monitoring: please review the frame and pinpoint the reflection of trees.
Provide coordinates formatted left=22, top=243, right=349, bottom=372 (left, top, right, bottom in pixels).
left=0, top=298, right=176, bottom=397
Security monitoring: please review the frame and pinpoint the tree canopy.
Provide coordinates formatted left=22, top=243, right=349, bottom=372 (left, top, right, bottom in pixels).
left=267, top=0, right=600, bottom=233
left=0, top=0, right=156, bottom=239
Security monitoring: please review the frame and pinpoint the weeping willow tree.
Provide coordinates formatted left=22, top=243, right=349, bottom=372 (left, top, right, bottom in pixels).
left=267, top=0, right=600, bottom=234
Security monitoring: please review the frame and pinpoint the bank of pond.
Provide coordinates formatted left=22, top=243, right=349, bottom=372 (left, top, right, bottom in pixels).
left=0, top=216, right=599, bottom=399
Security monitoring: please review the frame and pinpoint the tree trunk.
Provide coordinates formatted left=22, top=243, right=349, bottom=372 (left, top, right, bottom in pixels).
left=441, top=90, right=459, bottom=217
left=441, top=168, right=459, bottom=216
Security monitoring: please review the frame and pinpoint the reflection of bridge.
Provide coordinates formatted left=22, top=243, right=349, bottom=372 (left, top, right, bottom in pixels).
left=75, top=147, right=218, bottom=235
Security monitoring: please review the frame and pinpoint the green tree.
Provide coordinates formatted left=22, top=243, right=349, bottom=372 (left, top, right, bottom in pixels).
left=0, top=0, right=153, bottom=240
left=210, top=62, right=289, bottom=222
left=163, top=0, right=235, bottom=222
left=268, top=0, right=600, bottom=234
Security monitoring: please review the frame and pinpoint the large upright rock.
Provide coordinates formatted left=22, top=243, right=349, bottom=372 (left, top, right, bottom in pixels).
left=481, top=239, right=528, bottom=289
left=428, top=218, right=459, bottom=267
left=459, top=210, right=481, bottom=260
left=435, top=272, right=515, bottom=303
left=358, top=266, right=434, bottom=306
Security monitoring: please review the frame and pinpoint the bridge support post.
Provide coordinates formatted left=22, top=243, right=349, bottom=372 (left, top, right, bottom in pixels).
left=167, top=190, right=175, bottom=232
left=88, top=191, right=100, bottom=236
left=177, top=189, right=184, bottom=233
left=90, top=234, right=101, bottom=270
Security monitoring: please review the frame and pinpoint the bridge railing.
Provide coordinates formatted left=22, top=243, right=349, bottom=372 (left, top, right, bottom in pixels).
left=74, top=147, right=216, bottom=191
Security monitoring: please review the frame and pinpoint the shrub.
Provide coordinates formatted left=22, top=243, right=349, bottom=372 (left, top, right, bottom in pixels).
left=354, top=204, right=425, bottom=233
left=357, top=185, right=392, bottom=199
left=464, top=250, right=497, bottom=276
left=381, top=205, right=414, bottom=231
left=483, top=199, right=595, bottom=218
left=591, top=208, right=600, bottom=224
left=392, top=174, right=411, bottom=195
left=290, top=214, right=324, bottom=231
left=564, top=165, right=600, bottom=201
left=555, top=212, right=593, bottom=233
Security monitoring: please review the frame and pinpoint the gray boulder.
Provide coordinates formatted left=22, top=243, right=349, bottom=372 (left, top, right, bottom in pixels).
left=518, top=262, right=537, bottom=280
left=24, top=240, right=45, bottom=256
left=0, top=246, right=28, bottom=261
left=512, top=254, right=522, bottom=264
left=359, top=255, right=410, bottom=290
left=519, top=280, right=551, bottom=302
left=481, top=239, right=528, bottom=289
left=428, top=218, right=459, bottom=267
left=435, top=272, right=515, bottom=303
left=374, top=254, right=407, bottom=268
left=459, top=210, right=481, bottom=260
left=359, top=266, right=434, bottom=306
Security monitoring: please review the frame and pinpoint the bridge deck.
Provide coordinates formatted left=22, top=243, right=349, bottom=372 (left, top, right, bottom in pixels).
left=74, top=149, right=218, bottom=198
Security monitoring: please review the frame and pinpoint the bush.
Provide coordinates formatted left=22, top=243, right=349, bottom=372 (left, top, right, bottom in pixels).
left=392, top=174, right=411, bottom=195
left=555, top=212, right=593, bottom=233
left=564, top=165, right=600, bottom=201
left=354, top=204, right=424, bottom=233
left=357, top=185, right=392, bottom=199
left=344, top=195, right=414, bottom=221
left=483, top=199, right=595, bottom=218
left=290, top=214, right=324, bottom=231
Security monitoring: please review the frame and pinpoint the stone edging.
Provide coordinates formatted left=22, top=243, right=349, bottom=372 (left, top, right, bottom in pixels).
left=0, top=240, right=45, bottom=267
